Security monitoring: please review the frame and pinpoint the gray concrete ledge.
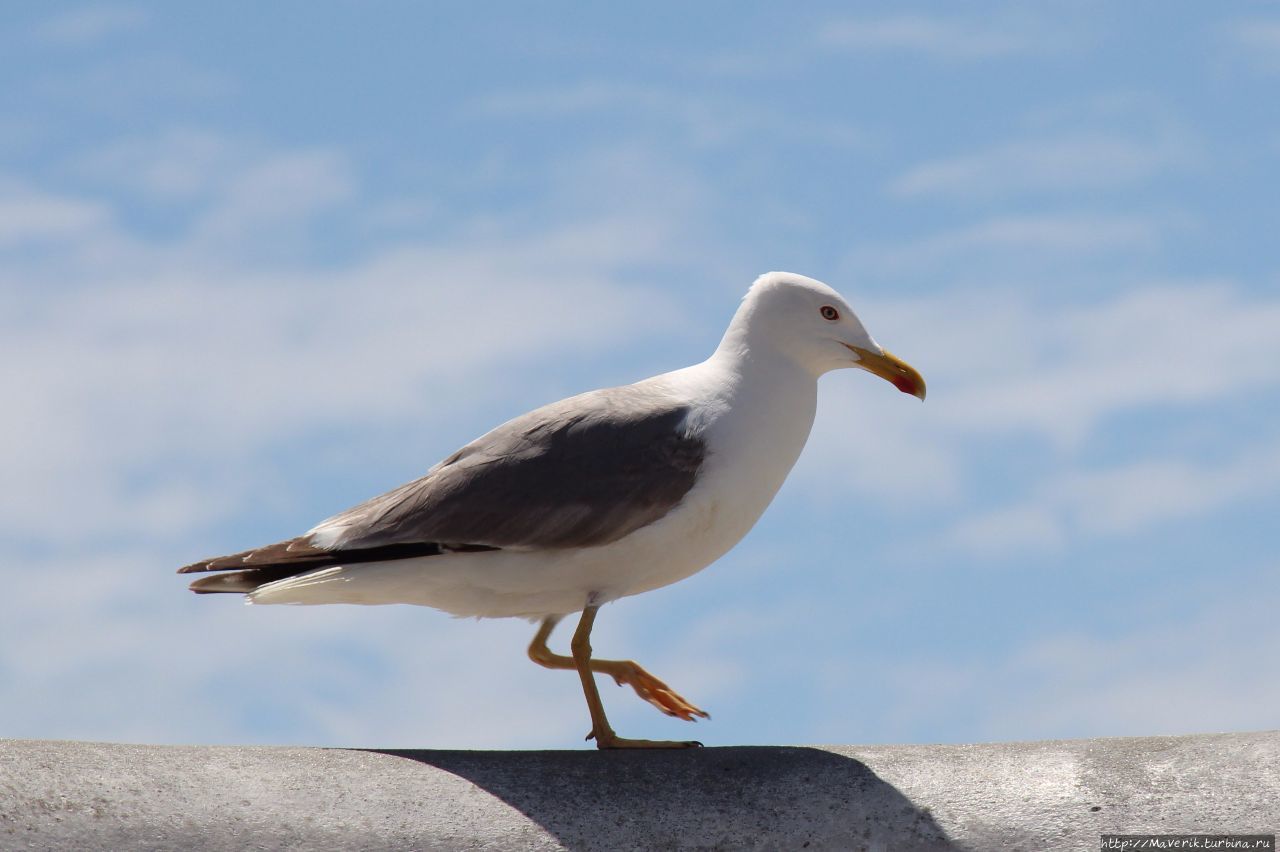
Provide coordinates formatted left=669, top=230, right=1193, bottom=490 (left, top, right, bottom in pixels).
left=2, top=732, right=1277, bottom=851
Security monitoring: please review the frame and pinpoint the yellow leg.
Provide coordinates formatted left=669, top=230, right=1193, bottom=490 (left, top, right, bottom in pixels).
left=529, top=607, right=704, bottom=749
left=528, top=615, right=709, bottom=723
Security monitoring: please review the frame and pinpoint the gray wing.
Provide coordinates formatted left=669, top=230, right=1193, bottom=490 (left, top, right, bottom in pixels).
left=307, top=384, right=707, bottom=552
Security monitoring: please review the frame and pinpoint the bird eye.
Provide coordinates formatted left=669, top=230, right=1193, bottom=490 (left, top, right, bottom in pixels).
left=820, top=305, right=840, bottom=321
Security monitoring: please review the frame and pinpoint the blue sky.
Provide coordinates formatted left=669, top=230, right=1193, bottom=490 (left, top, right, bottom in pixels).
left=2, top=2, right=1278, bottom=749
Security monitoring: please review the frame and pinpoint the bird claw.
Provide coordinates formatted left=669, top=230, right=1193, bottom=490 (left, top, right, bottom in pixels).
left=593, top=732, right=704, bottom=750
left=605, top=660, right=710, bottom=722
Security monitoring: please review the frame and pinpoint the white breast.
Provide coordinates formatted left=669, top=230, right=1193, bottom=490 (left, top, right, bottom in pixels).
left=595, top=355, right=818, bottom=599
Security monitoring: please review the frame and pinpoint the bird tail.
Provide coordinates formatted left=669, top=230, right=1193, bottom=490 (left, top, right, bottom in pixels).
left=178, top=537, right=460, bottom=594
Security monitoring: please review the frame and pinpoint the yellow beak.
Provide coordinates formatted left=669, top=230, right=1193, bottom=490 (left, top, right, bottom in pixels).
left=845, top=346, right=927, bottom=400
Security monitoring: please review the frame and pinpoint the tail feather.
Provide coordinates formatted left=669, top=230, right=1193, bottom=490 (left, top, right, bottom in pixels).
left=178, top=536, right=334, bottom=574
left=179, top=538, right=497, bottom=595
left=188, top=566, right=322, bottom=594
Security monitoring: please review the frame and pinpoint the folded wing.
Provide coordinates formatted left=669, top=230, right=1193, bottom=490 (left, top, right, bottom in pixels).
left=179, top=385, right=706, bottom=593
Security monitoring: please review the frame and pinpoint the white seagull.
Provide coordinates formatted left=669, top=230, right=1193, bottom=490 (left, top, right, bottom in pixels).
left=180, top=271, right=926, bottom=749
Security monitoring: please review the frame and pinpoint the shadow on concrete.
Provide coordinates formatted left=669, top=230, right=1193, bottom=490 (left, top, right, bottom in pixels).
left=369, top=746, right=965, bottom=851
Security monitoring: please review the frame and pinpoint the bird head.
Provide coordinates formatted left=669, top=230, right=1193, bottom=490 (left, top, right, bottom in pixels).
left=731, top=271, right=926, bottom=399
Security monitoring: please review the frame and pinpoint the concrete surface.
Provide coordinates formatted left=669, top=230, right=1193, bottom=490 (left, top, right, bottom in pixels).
left=1, top=732, right=1276, bottom=850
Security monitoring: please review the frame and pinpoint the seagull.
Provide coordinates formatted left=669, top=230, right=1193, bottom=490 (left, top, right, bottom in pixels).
left=179, top=271, right=926, bottom=749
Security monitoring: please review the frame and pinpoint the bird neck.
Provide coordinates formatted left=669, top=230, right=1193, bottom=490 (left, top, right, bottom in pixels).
left=710, top=303, right=816, bottom=384
left=705, top=315, right=818, bottom=431
left=695, top=320, right=819, bottom=526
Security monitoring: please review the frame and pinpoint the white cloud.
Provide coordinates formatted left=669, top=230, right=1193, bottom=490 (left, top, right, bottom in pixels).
left=1051, top=451, right=1280, bottom=535
left=476, top=81, right=653, bottom=116
left=936, top=284, right=1280, bottom=445
left=75, top=129, right=245, bottom=199
left=951, top=442, right=1280, bottom=555
left=932, top=285, right=1280, bottom=554
left=817, top=568, right=1280, bottom=742
left=35, top=4, right=145, bottom=46
left=798, top=373, right=961, bottom=506
left=34, top=55, right=232, bottom=108
left=189, top=149, right=355, bottom=248
left=472, top=82, right=863, bottom=149
left=0, top=181, right=112, bottom=246
left=986, top=578, right=1280, bottom=738
left=818, top=15, right=1048, bottom=60
left=852, top=213, right=1162, bottom=275
left=945, top=215, right=1158, bottom=252
left=949, top=504, right=1063, bottom=555
left=1226, top=19, right=1280, bottom=71
left=888, top=132, right=1190, bottom=199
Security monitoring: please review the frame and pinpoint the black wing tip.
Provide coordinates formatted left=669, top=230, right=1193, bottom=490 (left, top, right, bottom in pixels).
left=187, top=574, right=245, bottom=594
left=188, top=568, right=286, bottom=594
left=176, top=536, right=318, bottom=575
left=179, top=540, right=466, bottom=590
left=177, top=554, right=247, bottom=574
